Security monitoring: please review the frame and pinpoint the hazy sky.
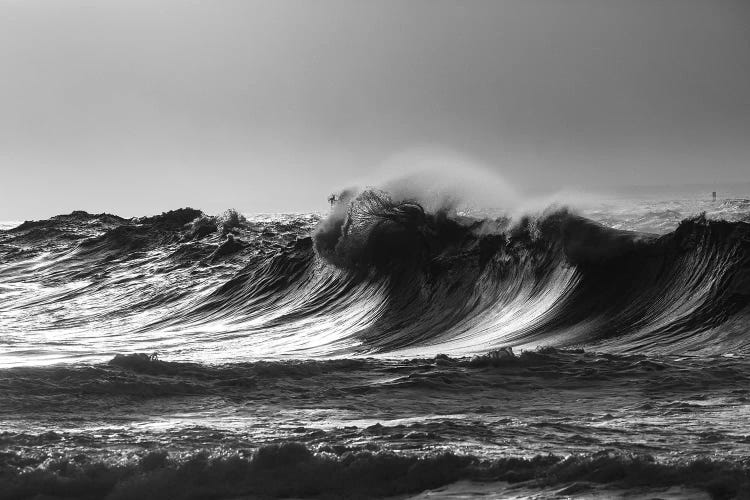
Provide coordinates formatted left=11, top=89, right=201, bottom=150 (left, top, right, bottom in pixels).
left=1, top=0, right=749, bottom=219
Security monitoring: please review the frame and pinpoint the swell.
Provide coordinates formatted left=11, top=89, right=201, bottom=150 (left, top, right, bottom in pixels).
left=310, top=191, right=750, bottom=354
left=234, top=190, right=749, bottom=355
left=1, top=195, right=749, bottom=360
left=3, top=350, right=748, bottom=405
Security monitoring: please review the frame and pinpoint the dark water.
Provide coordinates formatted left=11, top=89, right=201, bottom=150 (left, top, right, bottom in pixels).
left=1, top=193, right=749, bottom=499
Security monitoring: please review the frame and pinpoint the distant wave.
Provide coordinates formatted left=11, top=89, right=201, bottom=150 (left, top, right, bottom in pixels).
left=1, top=192, right=749, bottom=364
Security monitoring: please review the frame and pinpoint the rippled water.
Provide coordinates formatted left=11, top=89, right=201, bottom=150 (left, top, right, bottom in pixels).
left=1, top=198, right=749, bottom=499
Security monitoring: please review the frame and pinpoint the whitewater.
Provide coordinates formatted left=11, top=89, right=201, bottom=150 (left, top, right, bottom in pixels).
left=1, top=192, right=749, bottom=499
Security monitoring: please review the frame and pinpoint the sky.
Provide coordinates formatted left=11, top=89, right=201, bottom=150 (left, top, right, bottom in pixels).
left=1, top=0, right=749, bottom=219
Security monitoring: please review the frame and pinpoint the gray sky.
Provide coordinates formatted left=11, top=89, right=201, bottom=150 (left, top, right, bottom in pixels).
left=1, top=0, right=749, bottom=219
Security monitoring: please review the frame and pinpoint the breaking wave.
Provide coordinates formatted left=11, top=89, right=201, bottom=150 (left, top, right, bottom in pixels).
left=1, top=190, right=749, bottom=364
left=1, top=441, right=747, bottom=500
left=174, top=189, right=750, bottom=356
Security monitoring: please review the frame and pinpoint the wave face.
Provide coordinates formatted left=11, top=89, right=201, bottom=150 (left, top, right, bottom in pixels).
left=310, top=191, right=750, bottom=356
left=1, top=195, right=750, bottom=366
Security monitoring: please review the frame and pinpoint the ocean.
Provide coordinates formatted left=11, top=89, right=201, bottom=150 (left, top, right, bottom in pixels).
left=1, top=191, right=749, bottom=499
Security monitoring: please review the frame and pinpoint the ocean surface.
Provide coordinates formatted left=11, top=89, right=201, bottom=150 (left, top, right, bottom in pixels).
left=1, top=192, right=749, bottom=499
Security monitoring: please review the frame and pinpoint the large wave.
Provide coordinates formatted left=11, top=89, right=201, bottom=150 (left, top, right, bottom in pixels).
left=307, top=189, right=750, bottom=354
left=138, top=189, right=750, bottom=357
left=1, top=191, right=749, bottom=362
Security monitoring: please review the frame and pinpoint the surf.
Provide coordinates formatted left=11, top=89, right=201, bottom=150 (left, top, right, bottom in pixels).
left=1, top=191, right=749, bottom=367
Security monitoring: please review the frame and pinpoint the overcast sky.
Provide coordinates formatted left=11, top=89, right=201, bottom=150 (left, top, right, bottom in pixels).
left=1, top=0, right=748, bottom=219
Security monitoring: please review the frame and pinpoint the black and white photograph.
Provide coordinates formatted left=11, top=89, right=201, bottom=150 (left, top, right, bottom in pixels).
left=1, top=1, right=749, bottom=498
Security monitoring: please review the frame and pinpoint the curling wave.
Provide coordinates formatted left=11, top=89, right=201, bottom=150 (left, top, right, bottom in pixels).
left=1, top=191, right=749, bottom=365
left=171, top=189, right=750, bottom=357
